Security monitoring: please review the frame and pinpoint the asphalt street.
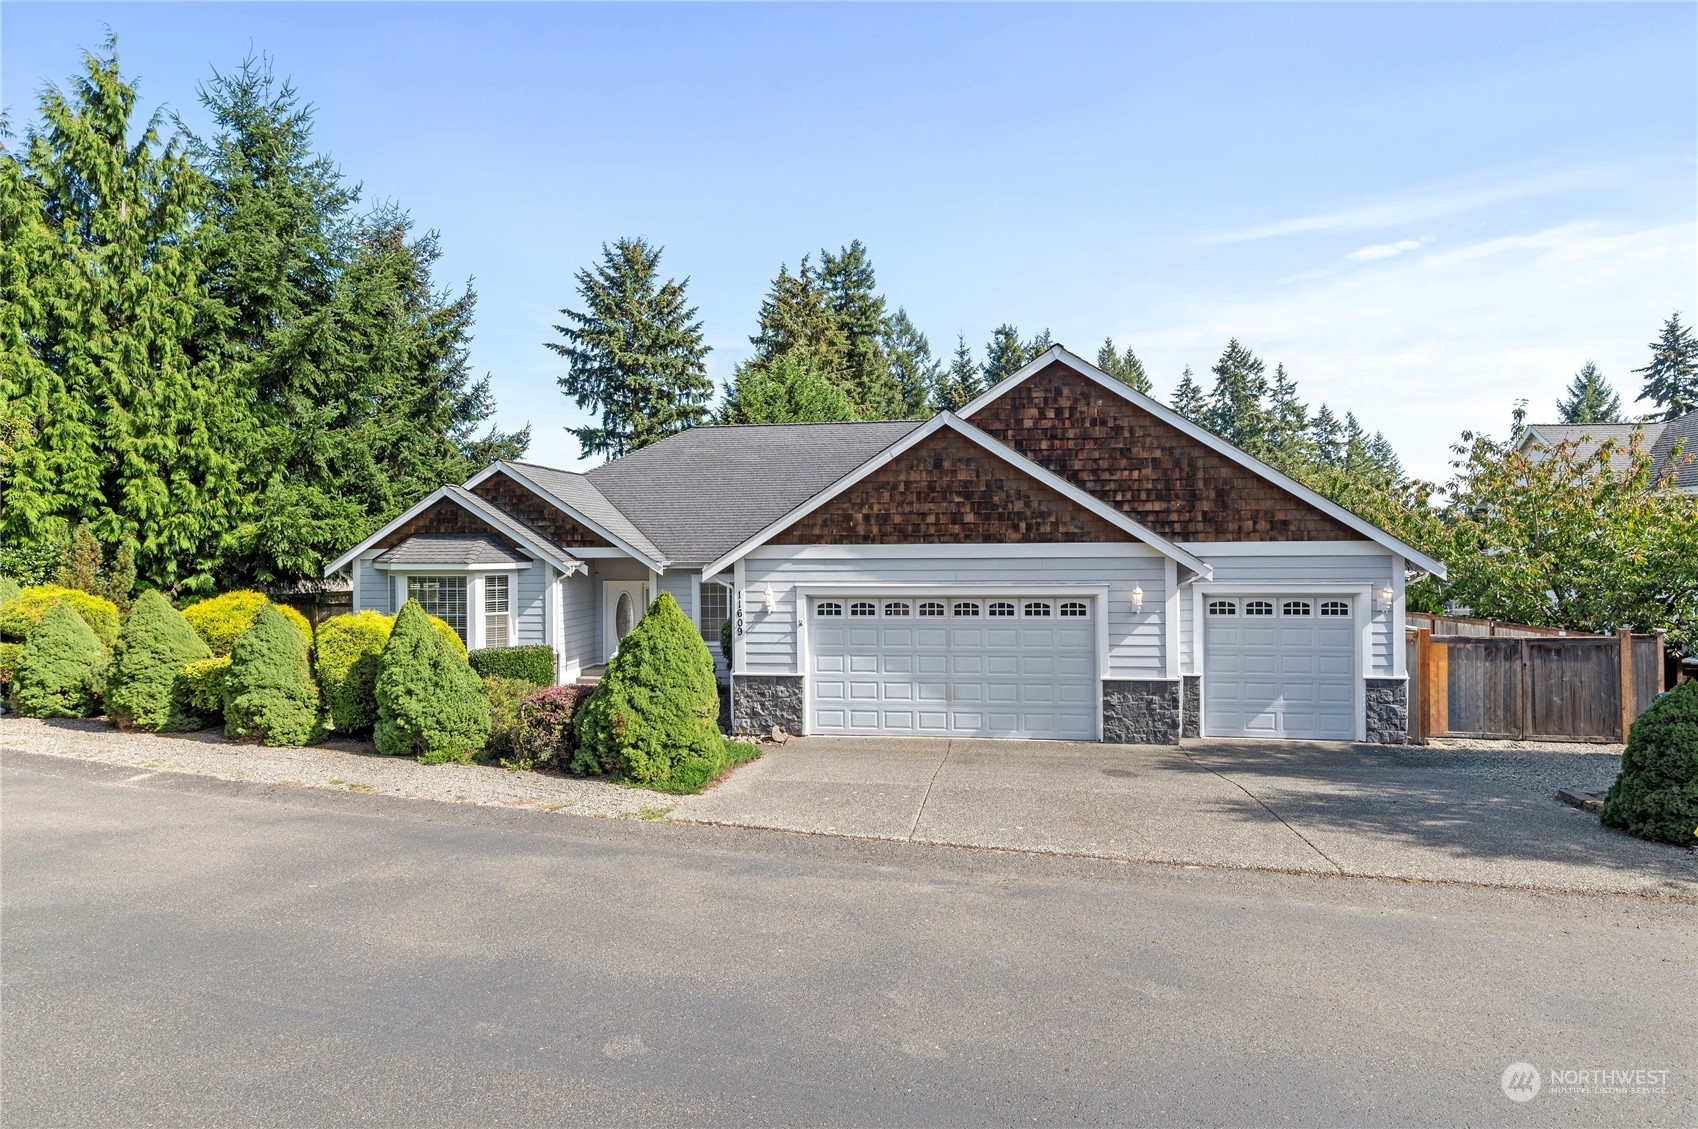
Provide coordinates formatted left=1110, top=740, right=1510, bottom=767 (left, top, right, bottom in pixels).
left=3, top=750, right=1692, bottom=1127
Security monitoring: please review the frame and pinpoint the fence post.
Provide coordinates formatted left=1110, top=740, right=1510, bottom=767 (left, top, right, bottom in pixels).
left=1656, top=630, right=1666, bottom=694
left=1618, top=627, right=1634, bottom=742
left=1518, top=637, right=1531, bottom=739
left=1415, top=627, right=1433, bottom=742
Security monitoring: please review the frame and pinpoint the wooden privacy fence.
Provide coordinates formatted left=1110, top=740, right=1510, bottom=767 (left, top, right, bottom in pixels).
left=1408, top=627, right=1665, bottom=742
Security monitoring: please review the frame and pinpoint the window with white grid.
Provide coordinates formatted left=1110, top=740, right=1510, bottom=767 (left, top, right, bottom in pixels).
left=408, top=576, right=467, bottom=642
left=483, top=575, right=510, bottom=648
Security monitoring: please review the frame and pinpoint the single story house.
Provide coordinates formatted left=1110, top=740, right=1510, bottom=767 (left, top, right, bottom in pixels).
left=325, top=345, right=1446, bottom=745
left=1518, top=410, right=1698, bottom=494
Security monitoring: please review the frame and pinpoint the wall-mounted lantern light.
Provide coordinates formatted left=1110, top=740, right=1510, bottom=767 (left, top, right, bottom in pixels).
left=762, top=585, right=776, bottom=614
left=1129, top=585, right=1145, bottom=614
left=1375, top=585, right=1395, bottom=613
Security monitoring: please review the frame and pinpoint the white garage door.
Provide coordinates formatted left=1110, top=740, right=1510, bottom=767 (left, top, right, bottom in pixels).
left=810, top=596, right=1097, bottom=739
left=1203, top=596, right=1357, bottom=740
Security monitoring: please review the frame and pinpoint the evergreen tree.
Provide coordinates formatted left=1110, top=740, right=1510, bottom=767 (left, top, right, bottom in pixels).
left=1310, top=404, right=1344, bottom=466
left=1266, top=363, right=1311, bottom=471
left=883, top=307, right=939, bottom=417
left=749, top=256, right=845, bottom=380
left=1170, top=367, right=1207, bottom=421
left=1096, top=337, right=1151, bottom=393
left=1204, top=338, right=1273, bottom=454
left=717, top=347, right=857, bottom=425
left=1555, top=361, right=1622, bottom=424
left=1632, top=312, right=1698, bottom=420
left=550, top=237, right=712, bottom=458
left=933, top=336, right=983, bottom=413
left=819, top=241, right=903, bottom=417
left=982, top=324, right=1035, bottom=388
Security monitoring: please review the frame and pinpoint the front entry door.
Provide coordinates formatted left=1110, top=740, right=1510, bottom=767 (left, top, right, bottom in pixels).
left=603, top=581, right=649, bottom=661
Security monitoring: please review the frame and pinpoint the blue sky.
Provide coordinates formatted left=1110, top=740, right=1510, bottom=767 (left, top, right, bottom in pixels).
left=4, top=2, right=1694, bottom=482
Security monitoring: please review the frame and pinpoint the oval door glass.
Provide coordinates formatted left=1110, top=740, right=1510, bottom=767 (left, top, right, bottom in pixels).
left=615, top=592, right=633, bottom=639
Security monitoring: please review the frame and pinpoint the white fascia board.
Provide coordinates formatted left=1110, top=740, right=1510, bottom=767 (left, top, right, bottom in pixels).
left=373, top=561, right=533, bottom=572
left=322, top=485, right=584, bottom=578
left=958, top=345, right=1449, bottom=580
left=466, top=461, right=668, bottom=573
left=703, top=413, right=1212, bottom=580
left=325, top=487, right=454, bottom=575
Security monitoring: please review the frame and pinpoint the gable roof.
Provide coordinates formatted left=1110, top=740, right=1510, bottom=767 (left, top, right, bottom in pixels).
left=959, top=345, right=1449, bottom=578
left=585, top=420, right=925, bottom=565
left=467, top=461, right=667, bottom=570
left=375, top=534, right=534, bottom=569
left=1521, top=412, right=1697, bottom=493
left=701, top=413, right=1214, bottom=580
left=323, top=485, right=582, bottom=577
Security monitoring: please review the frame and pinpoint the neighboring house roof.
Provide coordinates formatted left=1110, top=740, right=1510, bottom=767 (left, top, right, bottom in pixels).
left=700, top=413, right=1215, bottom=580
left=1520, top=412, right=1698, bottom=493
left=374, top=534, right=533, bottom=569
left=584, top=420, right=926, bottom=565
left=957, top=346, right=1449, bottom=578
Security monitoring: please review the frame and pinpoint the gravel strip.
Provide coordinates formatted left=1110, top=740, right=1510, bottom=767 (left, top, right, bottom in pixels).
left=0, top=717, right=680, bottom=818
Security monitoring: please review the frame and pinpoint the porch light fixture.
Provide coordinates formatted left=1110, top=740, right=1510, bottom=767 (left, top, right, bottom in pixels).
left=762, top=585, right=776, bottom=614
left=1375, top=585, right=1395, bottom=613
left=1129, top=585, right=1144, bottom=614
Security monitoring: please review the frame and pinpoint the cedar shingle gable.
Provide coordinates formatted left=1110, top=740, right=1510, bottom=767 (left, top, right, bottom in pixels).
left=470, top=471, right=614, bottom=549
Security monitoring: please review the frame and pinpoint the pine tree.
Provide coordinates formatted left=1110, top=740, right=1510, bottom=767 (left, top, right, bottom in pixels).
left=933, top=336, right=982, bottom=413
left=819, top=241, right=903, bottom=417
left=749, top=256, right=845, bottom=380
left=1556, top=361, right=1622, bottom=423
left=717, top=347, right=857, bottom=425
left=1204, top=338, right=1273, bottom=454
left=1170, top=367, right=1207, bottom=421
left=1310, top=404, right=1344, bottom=467
left=982, top=324, right=1033, bottom=389
left=1096, top=337, right=1151, bottom=393
left=550, top=237, right=712, bottom=458
left=1266, top=363, right=1311, bottom=471
left=1632, top=313, right=1698, bottom=420
left=883, top=307, right=938, bottom=417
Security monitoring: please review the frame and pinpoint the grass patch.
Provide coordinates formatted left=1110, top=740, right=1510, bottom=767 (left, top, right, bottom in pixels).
left=619, top=806, right=673, bottom=821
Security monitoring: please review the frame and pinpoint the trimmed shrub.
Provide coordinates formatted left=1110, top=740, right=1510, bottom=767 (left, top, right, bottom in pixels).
left=0, top=577, right=20, bottom=604
left=182, top=591, right=312, bottom=656
left=106, top=590, right=213, bottom=731
left=316, top=610, right=466, bottom=734
left=469, top=644, right=556, bottom=686
left=1601, top=681, right=1698, bottom=845
left=178, top=656, right=232, bottom=714
left=483, top=675, right=546, bottom=762
left=222, top=605, right=320, bottom=746
left=14, top=601, right=106, bottom=718
left=0, top=641, right=19, bottom=688
left=0, top=584, right=120, bottom=647
left=374, top=599, right=490, bottom=764
left=511, top=684, right=592, bottom=770
left=572, top=593, right=730, bottom=793
left=720, top=617, right=731, bottom=666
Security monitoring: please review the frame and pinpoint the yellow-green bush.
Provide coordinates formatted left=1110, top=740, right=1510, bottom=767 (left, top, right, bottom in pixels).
left=178, top=656, right=233, bottom=715
left=316, top=609, right=465, bottom=734
left=181, top=591, right=312, bottom=656
left=0, top=584, right=120, bottom=647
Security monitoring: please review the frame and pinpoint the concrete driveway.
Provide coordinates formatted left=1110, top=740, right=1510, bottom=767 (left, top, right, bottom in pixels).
left=671, top=738, right=1698, bottom=896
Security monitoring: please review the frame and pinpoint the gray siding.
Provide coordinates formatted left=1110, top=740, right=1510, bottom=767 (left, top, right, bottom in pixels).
left=659, top=569, right=695, bottom=621
left=1178, top=581, right=1194, bottom=675
left=513, top=565, right=547, bottom=646
left=355, top=557, right=389, bottom=614
left=739, top=547, right=1168, bottom=678
left=560, top=570, right=595, bottom=670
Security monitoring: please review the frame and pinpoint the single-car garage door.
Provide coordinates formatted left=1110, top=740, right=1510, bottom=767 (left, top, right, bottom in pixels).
left=810, top=595, right=1097, bottom=739
left=1203, top=595, right=1356, bottom=740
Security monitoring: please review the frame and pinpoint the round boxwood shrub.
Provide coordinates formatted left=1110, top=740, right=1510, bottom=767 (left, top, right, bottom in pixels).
left=316, top=609, right=466, bottom=734
left=222, top=605, right=320, bottom=746
left=468, top=644, right=556, bottom=686
left=181, top=591, right=312, bottom=656
left=572, top=593, right=729, bottom=792
left=1601, top=681, right=1698, bottom=845
left=14, top=601, right=107, bottom=718
left=106, top=590, right=213, bottom=731
left=374, top=599, right=490, bottom=764
left=0, top=584, right=120, bottom=647
left=511, top=684, right=592, bottom=770
left=178, top=656, right=232, bottom=715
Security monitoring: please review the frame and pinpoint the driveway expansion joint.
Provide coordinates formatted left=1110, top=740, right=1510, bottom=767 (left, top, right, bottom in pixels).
left=1179, top=748, right=1345, bottom=875
left=907, top=739, right=952, bottom=840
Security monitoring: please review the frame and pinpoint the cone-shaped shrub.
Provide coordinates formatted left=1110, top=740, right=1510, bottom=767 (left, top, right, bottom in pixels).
left=1602, top=681, right=1698, bottom=845
left=182, top=591, right=312, bottom=656
left=0, top=584, right=120, bottom=647
left=107, top=591, right=213, bottom=731
left=572, top=593, right=728, bottom=792
left=0, top=576, right=20, bottom=604
left=375, top=599, right=490, bottom=763
left=14, top=601, right=107, bottom=718
left=317, top=610, right=468, bottom=734
left=223, top=605, right=320, bottom=746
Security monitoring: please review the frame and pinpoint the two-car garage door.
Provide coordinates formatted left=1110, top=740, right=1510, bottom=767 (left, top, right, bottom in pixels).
left=810, top=596, right=1097, bottom=740
left=1203, top=595, right=1357, bottom=740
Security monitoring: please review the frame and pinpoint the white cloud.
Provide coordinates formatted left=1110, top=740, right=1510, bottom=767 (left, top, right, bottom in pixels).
left=1347, top=237, right=1429, bottom=262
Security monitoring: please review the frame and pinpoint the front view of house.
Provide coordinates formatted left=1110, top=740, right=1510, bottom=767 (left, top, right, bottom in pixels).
left=325, top=346, right=1445, bottom=745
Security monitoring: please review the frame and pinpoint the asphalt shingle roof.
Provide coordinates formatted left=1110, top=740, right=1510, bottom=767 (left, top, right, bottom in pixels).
left=577, top=420, right=925, bottom=564
left=375, top=534, right=534, bottom=568
left=498, top=463, right=666, bottom=563
left=1523, top=412, right=1698, bottom=492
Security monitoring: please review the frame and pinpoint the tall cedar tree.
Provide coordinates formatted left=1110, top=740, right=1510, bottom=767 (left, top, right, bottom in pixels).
left=1096, top=337, right=1151, bottom=393
left=933, top=336, right=982, bottom=412
left=1556, top=361, right=1622, bottom=424
left=884, top=307, right=939, bottom=416
left=819, top=241, right=903, bottom=417
left=1632, top=312, right=1698, bottom=420
left=551, top=238, right=712, bottom=458
left=0, top=41, right=249, bottom=595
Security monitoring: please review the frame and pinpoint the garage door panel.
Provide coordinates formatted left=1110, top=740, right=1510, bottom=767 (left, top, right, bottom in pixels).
left=1204, top=593, right=1355, bottom=741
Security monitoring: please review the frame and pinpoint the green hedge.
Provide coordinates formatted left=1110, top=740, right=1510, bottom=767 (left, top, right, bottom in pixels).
left=483, top=675, right=546, bottom=763
left=572, top=593, right=732, bottom=793
left=178, top=656, right=232, bottom=715
left=1602, top=681, right=1698, bottom=845
left=0, top=577, right=20, bottom=604
left=223, top=605, right=320, bottom=746
left=0, top=584, right=120, bottom=647
left=14, top=601, right=106, bottom=718
left=316, top=609, right=466, bottom=735
left=181, top=591, right=312, bottom=656
left=0, top=641, right=19, bottom=689
left=469, top=645, right=556, bottom=686
left=375, top=600, right=490, bottom=763
left=510, top=684, right=592, bottom=770
left=106, top=590, right=213, bottom=731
